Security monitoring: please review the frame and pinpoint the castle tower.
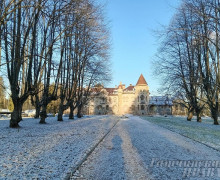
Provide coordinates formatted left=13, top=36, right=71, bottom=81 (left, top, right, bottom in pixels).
left=136, top=74, right=148, bottom=86
left=118, top=82, right=123, bottom=115
left=135, top=74, right=149, bottom=115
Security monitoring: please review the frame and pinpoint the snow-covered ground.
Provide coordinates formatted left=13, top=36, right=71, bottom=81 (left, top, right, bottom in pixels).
left=71, top=116, right=220, bottom=180
left=0, top=115, right=119, bottom=179
left=1, top=115, right=220, bottom=180
left=142, top=116, right=220, bottom=151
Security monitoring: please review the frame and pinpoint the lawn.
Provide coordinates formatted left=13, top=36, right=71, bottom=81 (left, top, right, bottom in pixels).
left=142, top=115, right=220, bottom=151
left=0, top=115, right=119, bottom=179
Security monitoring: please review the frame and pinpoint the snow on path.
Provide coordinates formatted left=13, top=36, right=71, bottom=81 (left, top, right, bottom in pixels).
left=0, top=115, right=119, bottom=179
left=73, top=116, right=220, bottom=180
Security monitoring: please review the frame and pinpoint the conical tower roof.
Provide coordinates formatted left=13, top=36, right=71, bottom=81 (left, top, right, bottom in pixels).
left=136, top=74, right=148, bottom=85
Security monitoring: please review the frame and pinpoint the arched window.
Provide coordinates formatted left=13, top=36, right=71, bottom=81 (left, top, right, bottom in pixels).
left=140, top=95, right=145, bottom=101
left=141, top=105, right=145, bottom=110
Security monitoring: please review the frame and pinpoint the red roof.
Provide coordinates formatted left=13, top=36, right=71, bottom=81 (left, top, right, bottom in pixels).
left=136, top=74, right=148, bottom=85
left=124, top=85, right=134, bottom=91
left=105, top=88, right=117, bottom=94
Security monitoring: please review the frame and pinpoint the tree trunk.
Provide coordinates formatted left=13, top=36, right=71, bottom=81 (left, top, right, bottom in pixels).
left=10, top=100, right=22, bottom=128
left=34, top=95, right=40, bottom=118
left=187, top=108, right=194, bottom=121
left=39, top=103, right=47, bottom=124
left=211, top=107, right=219, bottom=125
left=35, top=106, right=40, bottom=119
left=196, top=114, right=202, bottom=122
left=195, top=108, right=202, bottom=122
left=69, top=103, right=74, bottom=119
left=0, top=31, right=1, bottom=69
left=57, top=102, right=64, bottom=121
left=77, top=104, right=83, bottom=118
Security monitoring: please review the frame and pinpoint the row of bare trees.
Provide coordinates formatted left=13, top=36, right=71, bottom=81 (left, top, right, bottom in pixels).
left=155, top=0, right=220, bottom=125
left=0, top=0, right=111, bottom=127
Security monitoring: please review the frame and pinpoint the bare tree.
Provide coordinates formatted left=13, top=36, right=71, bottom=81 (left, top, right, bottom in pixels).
left=187, top=0, right=220, bottom=124
left=54, top=0, right=111, bottom=120
left=2, top=0, right=43, bottom=127
left=38, top=0, right=67, bottom=124
left=154, top=1, right=205, bottom=122
left=155, top=0, right=220, bottom=125
left=0, top=0, right=111, bottom=126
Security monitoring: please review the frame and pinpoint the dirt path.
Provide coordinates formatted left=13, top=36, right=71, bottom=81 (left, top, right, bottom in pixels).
left=70, top=116, right=220, bottom=180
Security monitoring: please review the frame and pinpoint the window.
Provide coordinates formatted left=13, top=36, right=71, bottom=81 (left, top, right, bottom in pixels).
left=140, top=95, right=145, bottom=101
left=141, top=105, right=145, bottom=110
left=180, top=104, right=185, bottom=111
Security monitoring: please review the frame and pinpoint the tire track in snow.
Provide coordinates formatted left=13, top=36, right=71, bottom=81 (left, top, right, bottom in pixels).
left=64, top=117, right=120, bottom=180
left=117, top=122, right=150, bottom=180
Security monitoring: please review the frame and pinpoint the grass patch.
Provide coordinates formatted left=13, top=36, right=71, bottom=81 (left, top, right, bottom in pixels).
left=142, top=116, right=220, bottom=151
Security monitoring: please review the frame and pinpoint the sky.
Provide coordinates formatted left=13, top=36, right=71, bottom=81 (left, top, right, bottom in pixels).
left=103, top=0, right=181, bottom=95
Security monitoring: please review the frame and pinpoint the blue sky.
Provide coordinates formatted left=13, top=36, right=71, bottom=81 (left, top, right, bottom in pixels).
left=104, top=0, right=181, bottom=95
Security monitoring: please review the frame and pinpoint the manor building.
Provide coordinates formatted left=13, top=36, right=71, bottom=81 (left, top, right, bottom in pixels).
left=84, top=74, right=177, bottom=116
